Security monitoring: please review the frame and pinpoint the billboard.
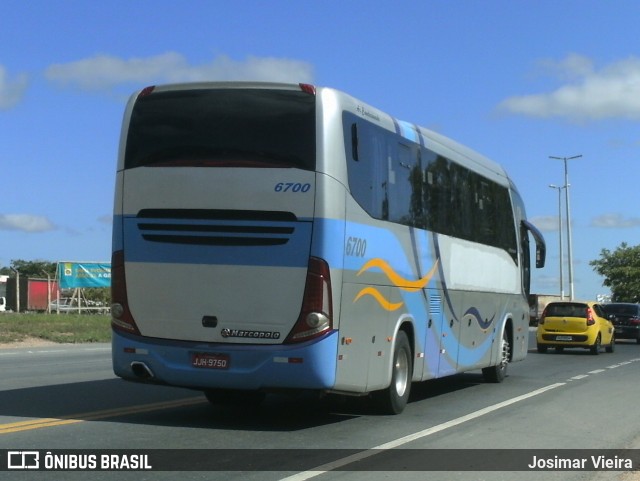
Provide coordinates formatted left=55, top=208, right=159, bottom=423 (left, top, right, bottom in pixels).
left=57, top=262, right=111, bottom=289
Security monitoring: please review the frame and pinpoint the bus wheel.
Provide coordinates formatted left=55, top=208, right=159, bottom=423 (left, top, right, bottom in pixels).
left=482, top=329, right=510, bottom=383
left=374, top=330, right=412, bottom=415
left=204, top=389, right=266, bottom=407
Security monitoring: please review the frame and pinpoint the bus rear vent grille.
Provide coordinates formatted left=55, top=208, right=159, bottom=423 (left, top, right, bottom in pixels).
left=136, top=209, right=297, bottom=246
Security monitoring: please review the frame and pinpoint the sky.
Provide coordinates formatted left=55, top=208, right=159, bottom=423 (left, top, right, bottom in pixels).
left=1, top=0, right=639, bottom=300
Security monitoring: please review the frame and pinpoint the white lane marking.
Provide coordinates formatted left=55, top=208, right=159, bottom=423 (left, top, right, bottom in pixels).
left=279, top=382, right=565, bottom=481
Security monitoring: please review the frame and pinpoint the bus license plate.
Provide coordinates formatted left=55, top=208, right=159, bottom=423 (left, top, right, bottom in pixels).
left=191, top=353, right=230, bottom=370
left=555, top=335, right=572, bottom=341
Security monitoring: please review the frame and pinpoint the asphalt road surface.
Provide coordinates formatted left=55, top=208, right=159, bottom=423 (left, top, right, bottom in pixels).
left=1, top=330, right=639, bottom=481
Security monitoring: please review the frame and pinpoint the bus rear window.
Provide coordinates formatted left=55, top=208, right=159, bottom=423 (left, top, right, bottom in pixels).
left=124, top=88, right=316, bottom=170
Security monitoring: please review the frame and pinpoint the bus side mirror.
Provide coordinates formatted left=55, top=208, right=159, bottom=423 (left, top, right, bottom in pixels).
left=522, top=220, right=546, bottom=269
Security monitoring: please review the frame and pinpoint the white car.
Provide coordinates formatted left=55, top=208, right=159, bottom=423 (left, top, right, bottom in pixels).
left=49, top=298, right=76, bottom=313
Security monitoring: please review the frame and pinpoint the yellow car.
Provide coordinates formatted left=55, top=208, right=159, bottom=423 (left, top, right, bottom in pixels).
left=536, top=301, right=615, bottom=354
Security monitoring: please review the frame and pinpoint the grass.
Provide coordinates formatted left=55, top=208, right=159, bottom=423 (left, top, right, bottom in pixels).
left=0, top=312, right=111, bottom=344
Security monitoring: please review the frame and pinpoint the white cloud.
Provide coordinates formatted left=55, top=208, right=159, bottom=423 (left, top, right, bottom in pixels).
left=0, top=214, right=55, bottom=233
left=590, top=213, right=640, bottom=228
left=529, top=215, right=558, bottom=232
left=97, top=214, right=112, bottom=225
left=499, top=54, right=640, bottom=121
left=534, top=53, right=595, bottom=82
left=45, top=53, right=314, bottom=91
left=0, top=65, right=28, bottom=110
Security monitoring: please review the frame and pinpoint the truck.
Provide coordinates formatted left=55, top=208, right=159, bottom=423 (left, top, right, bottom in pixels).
left=0, top=275, right=6, bottom=311
left=5, top=277, right=60, bottom=312
left=528, top=294, right=563, bottom=326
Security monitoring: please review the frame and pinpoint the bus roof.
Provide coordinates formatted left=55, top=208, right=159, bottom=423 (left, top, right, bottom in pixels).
left=126, top=82, right=511, bottom=184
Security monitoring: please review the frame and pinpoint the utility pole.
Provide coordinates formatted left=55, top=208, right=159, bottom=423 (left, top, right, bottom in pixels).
left=10, top=267, right=19, bottom=313
left=549, top=155, right=582, bottom=300
left=549, top=184, right=566, bottom=299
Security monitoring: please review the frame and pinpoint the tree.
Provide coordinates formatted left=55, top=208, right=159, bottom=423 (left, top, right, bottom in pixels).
left=0, top=259, right=57, bottom=277
left=0, top=260, right=111, bottom=306
left=590, top=243, right=640, bottom=302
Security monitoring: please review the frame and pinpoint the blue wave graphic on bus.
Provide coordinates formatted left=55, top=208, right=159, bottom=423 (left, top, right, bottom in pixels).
left=463, top=307, right=495, bottom=330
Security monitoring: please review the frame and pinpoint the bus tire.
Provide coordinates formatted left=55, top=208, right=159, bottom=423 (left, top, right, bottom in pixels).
left=482, top=329, right=509, bottom=383
left=374, top=330, right=412, bottom=415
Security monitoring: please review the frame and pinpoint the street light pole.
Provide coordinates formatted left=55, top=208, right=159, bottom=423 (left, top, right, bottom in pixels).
left=549, top=154, right=582, bottom=300
left=10, top=267, right=19, bottom=313
left=549, top=184, right=565, bottom=299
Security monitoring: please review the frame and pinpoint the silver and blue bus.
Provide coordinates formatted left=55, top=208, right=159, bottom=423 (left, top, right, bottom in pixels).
left=111, top=82, right=545, bottom=414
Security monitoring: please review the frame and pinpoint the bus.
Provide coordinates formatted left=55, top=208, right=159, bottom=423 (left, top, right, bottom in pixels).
left=111, top=82, right=546, bottom=414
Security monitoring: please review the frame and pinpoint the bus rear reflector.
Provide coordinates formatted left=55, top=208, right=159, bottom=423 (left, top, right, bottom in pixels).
left=273, top=357, right=304, bottom=364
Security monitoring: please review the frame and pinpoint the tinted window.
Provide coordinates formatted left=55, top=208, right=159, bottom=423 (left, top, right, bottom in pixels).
left=344, top=112, right=517, bottom=259
left=603, top=304, right=640, bottom=316
left=346, top=120, right=388, bottom=219
left=546, top=303, right=587, bottom=318
left=593, top=304, right=606, bottom=318
left=125, top=88, right=316, bottom=170
left=513, top=188, right=531, bottom=294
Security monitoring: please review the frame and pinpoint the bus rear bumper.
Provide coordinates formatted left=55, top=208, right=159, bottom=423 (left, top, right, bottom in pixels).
left=112, top=330, right=338, bottom=391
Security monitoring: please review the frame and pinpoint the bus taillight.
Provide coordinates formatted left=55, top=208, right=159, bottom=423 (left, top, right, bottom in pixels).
left=299, top=83, right=316, bottom=95
left=137, top=85, right=155, bottom=98
left=110, top=250, right=141, bottom=335
left=285, top=257, right=333, bottom=344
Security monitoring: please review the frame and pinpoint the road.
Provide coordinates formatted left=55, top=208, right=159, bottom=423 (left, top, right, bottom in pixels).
left=1, top=331, right=639, bottom=481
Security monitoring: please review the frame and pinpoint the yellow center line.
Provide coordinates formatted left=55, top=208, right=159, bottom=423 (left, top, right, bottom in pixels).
left=0, top=397, right=206, bottom=434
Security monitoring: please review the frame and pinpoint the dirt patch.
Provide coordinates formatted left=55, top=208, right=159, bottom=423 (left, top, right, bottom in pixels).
left=0, top=337, right=58, bottom=349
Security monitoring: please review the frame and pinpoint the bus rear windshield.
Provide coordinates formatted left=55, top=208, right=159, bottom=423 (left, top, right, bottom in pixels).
left=124, top=88, right=316, bottom=170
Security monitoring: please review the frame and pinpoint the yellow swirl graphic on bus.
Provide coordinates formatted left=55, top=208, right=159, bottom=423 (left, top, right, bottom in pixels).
left=354, top=259, right=439, bottom=311
left=353, top=287, right=404, bottom=311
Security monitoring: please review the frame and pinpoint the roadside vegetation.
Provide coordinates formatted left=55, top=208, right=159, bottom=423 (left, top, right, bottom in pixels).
left=0, top=312, right=111, bottom=344
left=590, top=242, right=640, bottom=302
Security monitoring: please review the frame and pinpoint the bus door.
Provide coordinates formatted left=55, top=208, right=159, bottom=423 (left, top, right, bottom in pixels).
left=429, top=290, right=460, bottom=378
left=422, top=289, right=460, bottom=379
left=458, top=291, right=495, bottom=371
left=335, top=282, right=392, bottom=392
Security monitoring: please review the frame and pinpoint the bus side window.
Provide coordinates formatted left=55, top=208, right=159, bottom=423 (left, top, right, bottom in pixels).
left=520, top=223, right=531, bottom=295
left=351, top=123, right=359, bottom=161
left=343, top=114, right=386, bottom=219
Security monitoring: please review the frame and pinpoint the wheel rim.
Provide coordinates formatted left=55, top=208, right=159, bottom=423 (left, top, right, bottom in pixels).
left=499, top=337, right=510, bottom=369
left=394, top=349, right=409, bottom=397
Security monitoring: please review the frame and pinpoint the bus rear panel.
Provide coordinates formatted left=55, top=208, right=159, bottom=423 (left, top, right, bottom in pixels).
left=112, top=83, right=339, bottom=391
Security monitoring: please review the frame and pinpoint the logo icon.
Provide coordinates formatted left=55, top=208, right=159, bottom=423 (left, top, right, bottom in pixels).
left=8, top=451, right=40, bottom=470
left=221, top=328, right=280, bottom=339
